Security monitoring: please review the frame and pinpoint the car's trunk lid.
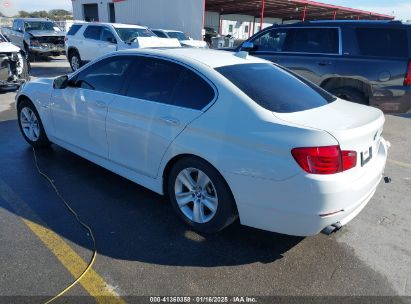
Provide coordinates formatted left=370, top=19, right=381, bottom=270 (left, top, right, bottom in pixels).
left=274, top=99, right=385, bottom=172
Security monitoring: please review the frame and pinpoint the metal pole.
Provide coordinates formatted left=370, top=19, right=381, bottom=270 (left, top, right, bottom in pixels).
left=219, top=14, right=222, bottom=35
left=333, top=10, right=337, bottom=20
left=302, top=6, right=307, bottom=22
left=248, top=21, right=252, bottom=38
left=202, top=0, right=206, bottom=41
left=260, top=0, right=265, bottom=31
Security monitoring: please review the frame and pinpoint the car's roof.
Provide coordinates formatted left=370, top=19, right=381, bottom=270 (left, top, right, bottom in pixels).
left=116, top=48, right=267, bottom=68
left=19, top=18, right=52, bottom=22
left=74, top=22, right=147, bottom=29
left=270, top=20, right=409, bottom=28
left=152, top=29, right=183, bottom=33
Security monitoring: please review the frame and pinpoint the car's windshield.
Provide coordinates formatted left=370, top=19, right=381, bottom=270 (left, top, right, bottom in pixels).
left=167, top=31, right=189, bottom=41
left=216, top=63, right=336, bottom=113
left=24, top=21, right=60, bottom=32
left=114, top=28, right=156, bottom=42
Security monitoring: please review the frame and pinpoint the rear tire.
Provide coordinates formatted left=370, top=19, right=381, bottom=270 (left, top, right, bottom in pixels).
left=330, top=87, right=368, bottom=105
left=69, top=50, right=82, bottom=71
left=17, top=99, right=50, bottom=148
left=167, top=157, right=238, bottom=234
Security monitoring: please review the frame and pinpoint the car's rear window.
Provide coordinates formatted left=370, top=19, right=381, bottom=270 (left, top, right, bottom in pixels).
left=356, top=28, right=408, bottom=58
left=67, top=24, right=83, bottom=36
left=216, top=63, right=336, bottom=113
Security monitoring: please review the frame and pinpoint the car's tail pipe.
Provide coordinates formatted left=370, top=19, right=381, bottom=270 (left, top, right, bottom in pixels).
left=321, top=222, right=343, bottom=235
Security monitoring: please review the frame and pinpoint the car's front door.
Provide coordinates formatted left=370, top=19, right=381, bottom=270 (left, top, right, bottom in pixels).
left=50, top=55, right=134, bottom=159
left=106, top=56, right=216, bottom=178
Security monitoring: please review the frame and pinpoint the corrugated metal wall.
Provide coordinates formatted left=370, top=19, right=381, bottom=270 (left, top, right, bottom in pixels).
left=114, top=0, right=203, bottom=40
left=72, top=0, right=204, bottom=40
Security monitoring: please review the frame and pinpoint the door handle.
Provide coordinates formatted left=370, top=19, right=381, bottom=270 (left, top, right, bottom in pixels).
left=318, top=61, right=332, bottom=66
left=160, top=117, right=180, bottom=125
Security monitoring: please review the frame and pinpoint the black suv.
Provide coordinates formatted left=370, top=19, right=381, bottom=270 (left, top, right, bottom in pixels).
left=235, top=21, right=411, bottom=113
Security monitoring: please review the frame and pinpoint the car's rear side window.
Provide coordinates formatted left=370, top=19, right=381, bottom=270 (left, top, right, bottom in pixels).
left=126, top=57, right=214, bottom=110
left=283, top=28, right=340, bottom=54
left=83, top=25, right=102, bottom=40
left=356, top=28, right=408, bottom=58
left=67, top=24, right=82, bottom=36
left=216, top=63, right=335, bottom=113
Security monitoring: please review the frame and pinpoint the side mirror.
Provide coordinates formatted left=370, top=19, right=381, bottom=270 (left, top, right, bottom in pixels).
left=53, top=75, right=69, bottom=89
left=241, top=41, right=255, bottom=52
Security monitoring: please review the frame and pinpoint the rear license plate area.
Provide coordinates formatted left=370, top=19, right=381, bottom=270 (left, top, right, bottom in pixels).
left=361, top=146, right=373, bottom=167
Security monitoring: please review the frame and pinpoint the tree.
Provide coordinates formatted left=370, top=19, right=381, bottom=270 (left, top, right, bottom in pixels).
left=14, top=9, right=73, bottom=20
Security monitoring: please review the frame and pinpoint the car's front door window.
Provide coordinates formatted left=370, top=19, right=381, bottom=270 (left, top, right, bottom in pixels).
left=75, top=56, right=133, bottom=94
left=252, top=29, right=288, bottom=52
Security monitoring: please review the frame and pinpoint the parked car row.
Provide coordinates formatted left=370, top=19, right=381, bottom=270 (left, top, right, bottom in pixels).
left=64, top=22, right=208, bottom=71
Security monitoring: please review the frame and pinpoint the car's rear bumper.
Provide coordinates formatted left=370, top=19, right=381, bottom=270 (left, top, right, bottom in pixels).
left=224, top=138, right=389, bottom=236
left=371, top=86, right=411, bottom=113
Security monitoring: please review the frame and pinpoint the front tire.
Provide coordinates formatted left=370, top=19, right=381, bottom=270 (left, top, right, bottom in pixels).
left=167, top=157, right=238, bottom=233
left=17, top=99, right=50, bottom=148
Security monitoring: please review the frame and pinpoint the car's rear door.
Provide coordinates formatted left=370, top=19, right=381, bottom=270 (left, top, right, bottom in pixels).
left=106, top=55, right=216, bottom=178
left=81, top=25, right=102, bottom=61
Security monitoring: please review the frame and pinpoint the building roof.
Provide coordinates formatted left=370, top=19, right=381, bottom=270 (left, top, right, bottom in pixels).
left=205, top=0, right=394, bottom=21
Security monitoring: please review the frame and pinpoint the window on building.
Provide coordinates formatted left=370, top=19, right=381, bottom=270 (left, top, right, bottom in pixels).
left=228, top=25, right=233, bottom=33
left=244, top=25, right=249, bottom=34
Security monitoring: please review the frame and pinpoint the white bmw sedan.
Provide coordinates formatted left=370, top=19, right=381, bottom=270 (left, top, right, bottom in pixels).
left=16, top=48, right=388, bottom=236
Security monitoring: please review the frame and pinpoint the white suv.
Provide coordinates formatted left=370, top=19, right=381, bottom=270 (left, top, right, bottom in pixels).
left=65, top=22, right=180, bottom=71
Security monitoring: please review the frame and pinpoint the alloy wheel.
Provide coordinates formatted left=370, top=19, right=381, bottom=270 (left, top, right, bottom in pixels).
left=20, top=107, right=40, bottom=142
left=174, top=168, right=218, bottom=224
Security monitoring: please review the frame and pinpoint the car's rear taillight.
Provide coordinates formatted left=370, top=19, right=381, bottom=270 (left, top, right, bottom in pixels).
left=404, top=60, right=411, bottom=86
left=291, top=146, right=357, bottom=175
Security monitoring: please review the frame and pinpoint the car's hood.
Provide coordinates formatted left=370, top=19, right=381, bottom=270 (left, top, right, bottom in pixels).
left=180, top=40, right=207, bottom=48
left=27, top=30, right=65, bottom=37
left=0, top=41, right=21, bottom=52
left=130, top=37, right=181, bottom=48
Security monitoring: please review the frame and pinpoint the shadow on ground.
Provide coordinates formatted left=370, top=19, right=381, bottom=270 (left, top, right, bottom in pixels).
left=0, top=120, right=302, bottom=267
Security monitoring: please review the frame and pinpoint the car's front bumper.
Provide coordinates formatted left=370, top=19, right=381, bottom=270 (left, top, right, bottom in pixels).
left=224, top=138, right=389, bottom=237
left=29, top=44, right=65, bottom=55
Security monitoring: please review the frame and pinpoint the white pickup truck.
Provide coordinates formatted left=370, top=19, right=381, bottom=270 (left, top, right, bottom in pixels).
left=65, top=22, right=180, bottom=71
